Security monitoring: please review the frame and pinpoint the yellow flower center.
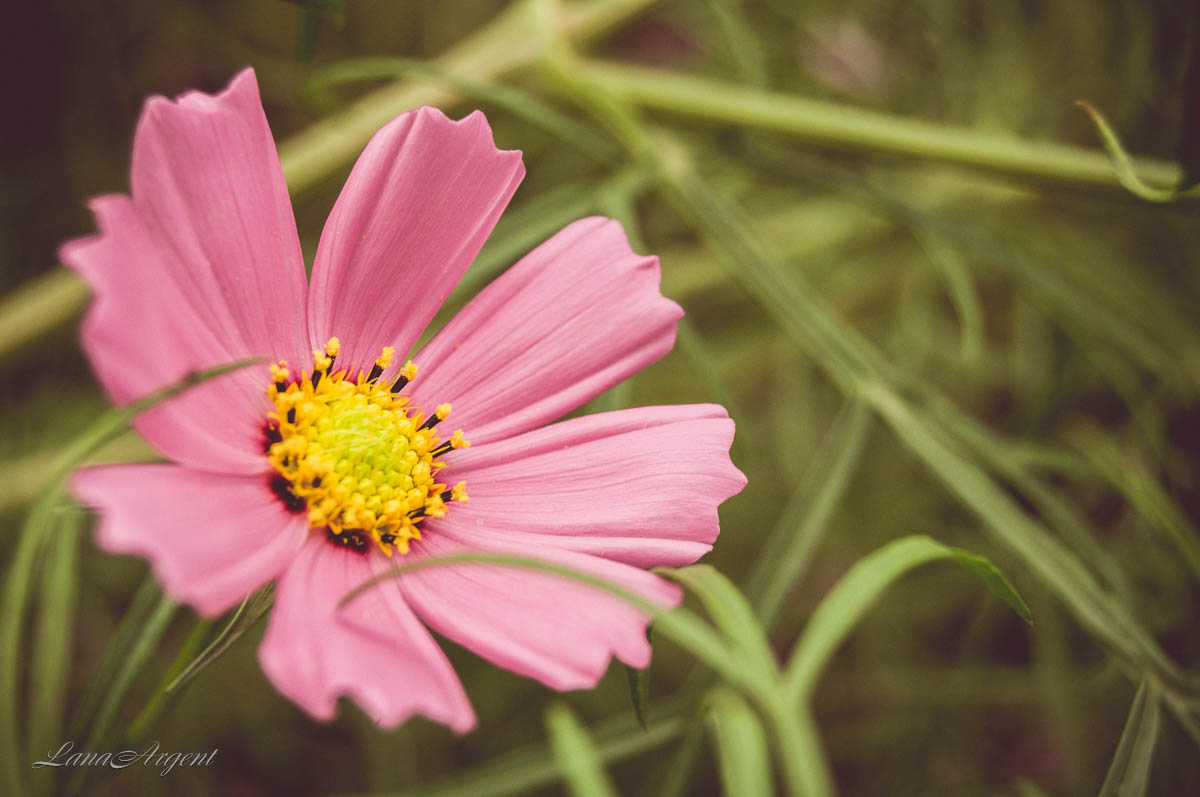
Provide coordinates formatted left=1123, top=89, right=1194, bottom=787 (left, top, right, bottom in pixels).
left=265, top=338, right=468, bottom=556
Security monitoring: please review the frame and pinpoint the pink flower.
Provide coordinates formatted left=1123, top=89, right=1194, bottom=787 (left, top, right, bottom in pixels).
left=62, top=69, right=745, bottom=731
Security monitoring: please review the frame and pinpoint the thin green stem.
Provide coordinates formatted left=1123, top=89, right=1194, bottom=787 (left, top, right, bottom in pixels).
left=580, top=59, right=1184, bottom=192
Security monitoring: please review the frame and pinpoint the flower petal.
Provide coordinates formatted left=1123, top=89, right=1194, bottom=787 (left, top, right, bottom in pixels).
left=401, top=532, right=681, bottom=692
left=62, top=68, right=308, bottom=474
left=436, top=405, right=746, bottom=567
left=308, top=107, right=524, bottom=371
left=406, top=217, right=682, bottom=445
left=64, top=197, right=273, bottom=474
left=71, top=464, right=305, bottom=617
left=126, top=67, right=310, bottom=366
left=258, top=540, right=475, bottom=731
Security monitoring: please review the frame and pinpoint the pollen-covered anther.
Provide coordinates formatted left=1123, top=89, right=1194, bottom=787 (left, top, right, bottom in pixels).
left=265, top=339, right=469, bottom=556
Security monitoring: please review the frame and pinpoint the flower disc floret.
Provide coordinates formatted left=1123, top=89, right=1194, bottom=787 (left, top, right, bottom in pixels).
left=266, top=338, right=468, bottom=556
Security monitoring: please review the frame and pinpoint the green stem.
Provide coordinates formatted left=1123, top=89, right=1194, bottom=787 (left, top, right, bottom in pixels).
left=125, top=617, right=214, bottom=742
left=769, top=703, right=835, bottom=797
left=580, top=59, right=1184, bottom=192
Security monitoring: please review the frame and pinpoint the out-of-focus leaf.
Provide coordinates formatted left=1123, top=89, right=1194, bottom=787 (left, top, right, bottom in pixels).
left=166, top=585, right=275, bottom=694
left=1099, top=680, right=1161, bottom=797
left=28, top=507, right=82, bottom=790
left=416, top=698, right=689, bottom=797
left=1075, top=100, right=1178, bottom=201
left=782, top=535, right=1032, bottom=702
left=660, top=564, right=777, bottom=680
left=706, top=688, right=775, bottom=797
left=625, top=626, right=652, bottom=730
left=945, top=547, right=1033, bottom=624
left=546, top=703, right=619, bottom=797
left=67, top=591, right=177, bottom=795
left=747, top=397, right=871, bottom=628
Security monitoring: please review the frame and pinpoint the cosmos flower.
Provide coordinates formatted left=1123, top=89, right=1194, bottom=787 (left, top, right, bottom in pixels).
left=63, top=69, right=745, bottom=731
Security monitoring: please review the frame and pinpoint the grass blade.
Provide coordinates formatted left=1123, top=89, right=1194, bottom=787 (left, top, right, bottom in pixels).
left=546, top=702, right=619, bottom=797
left=1099, top=680, right=1162, bottom=797
left=747, top=397, right=871, bottom=628
left=706, top=688, right=775, bottom=797
left=27, top=506, right=82, bottom=791
left=661, top=564, right=777, bottom=680
left=782, top=535, right=1032, bottom=703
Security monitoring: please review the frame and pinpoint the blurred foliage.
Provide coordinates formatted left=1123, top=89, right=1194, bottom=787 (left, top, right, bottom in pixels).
left=3, top=0, right=1200, bottom=794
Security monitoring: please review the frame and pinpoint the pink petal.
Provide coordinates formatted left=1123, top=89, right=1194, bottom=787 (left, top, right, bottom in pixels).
left=436, top=405, right=746, bottom=567
left=259, top=540, right=475, bottom=731
left=307, top=107, right=524, bottom=371
left=62, top=68, right=308, bottom=474
left=407, top=217, right=683, bottom=445
left=401, top=532, right=682, bottom=692
left=127, top=68, right=309, bottom=367
left=64, top=197, right=272, bottom=474
left=72, top=464, right=305, bottom=617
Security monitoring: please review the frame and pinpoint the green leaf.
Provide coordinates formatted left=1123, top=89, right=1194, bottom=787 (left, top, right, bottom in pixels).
left=546, top=703, right=619, bottom=797
left=414, top=697, right=689, bottom=797
left=66, top=591, right=177, bottom=795
left=625, top=626, right=651, bottom=730
left=660, top=564, right=777, bottom=679
left=1075, top=100, right=1179, bottom=202
left=1098, top=680, right=1162, bottom=797
left=165, top=584, right=275, bottom=694
left=706, top=688, right=775, bottom=797
left=945, top=547, right=1034, bottom=624
left=747, top=397, right=872, bottom=629
left=28, top=507, right=82, bottom=791
left=782, top=535, right=1033, bottom=703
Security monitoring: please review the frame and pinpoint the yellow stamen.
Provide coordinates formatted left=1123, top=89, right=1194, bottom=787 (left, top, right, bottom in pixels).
left=266, top=338, right=469, bottom=557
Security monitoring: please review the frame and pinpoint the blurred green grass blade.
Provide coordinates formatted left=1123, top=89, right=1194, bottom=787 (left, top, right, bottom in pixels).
left=1066, top=423, right=1200, bottom=583
left=28, top=506, right=82, bottom=785
left=581, top=58, right=1184, bottom=191
left=165, top=584, right=275, bottom=695
left=310, top=57, right=621, bottom=164
left=630, top=138, right=1193, bottom=712
left=747, top=398, right=872, bottom=628
left=704, top=0, right=767, bottom=86
left=912, top=226, right=984, bottom=362
left=706, top=688, right=775, bottom=797
left=625, top=628, right=651, bottom=730
left=0, top=493, right=55, bottom=797
left=66, top=592, right=177, bottom=795
left=1098, top=680, right=1161, bottom=797
left=648, top=718, right=705, bottom=797
left=661, top=564, right=777, bottom=679
left=411, top=696, right=688, bottom=797
left=782, top=535, right=1032, bottom=703
left=0, top=267, right=89, bottom=363
left=945, top=547, right=1033, bottom=624
left=546, top=702, right=619, bottom=797
left=127, top=616, right=214, bottom=742
left=770, top=703, right=834, bottom=797
left=1075, top=100, right=1179, bottom=202
left=67, top=574, right=161, bottom=738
